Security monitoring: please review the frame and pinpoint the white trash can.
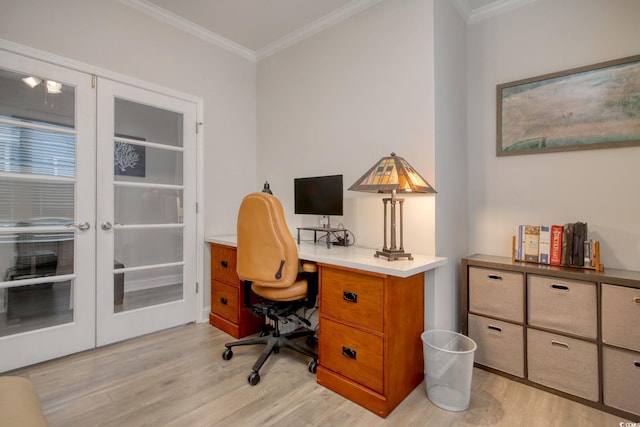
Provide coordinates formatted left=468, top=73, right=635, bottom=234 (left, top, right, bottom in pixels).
left=421, top=330, right=477, bottom=411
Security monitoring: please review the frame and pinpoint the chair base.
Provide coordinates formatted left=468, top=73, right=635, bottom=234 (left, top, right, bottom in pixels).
left=223, top=327, right=318, bottom=386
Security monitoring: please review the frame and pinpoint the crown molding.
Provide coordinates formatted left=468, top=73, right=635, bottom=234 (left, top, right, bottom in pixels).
left=449, top=0, right=473, bottom=24
left=467, top=0, right=539, bottom=24
left=120, top=0, right=383, bottom=62
left=256, top=0, right=384, bottom=61
left=119, top=0, right=257, bottom=62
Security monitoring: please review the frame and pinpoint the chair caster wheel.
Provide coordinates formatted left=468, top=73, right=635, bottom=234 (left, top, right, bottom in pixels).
left=222, top=348, right=233, bottom=360
left=248, top=372, right=260, bottom=386
left=308, top=360, right=318, bottom=374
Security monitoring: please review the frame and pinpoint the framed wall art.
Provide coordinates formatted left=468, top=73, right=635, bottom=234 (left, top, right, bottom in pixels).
left=114, top=134, right=146, bottom=177
left=497, top=54, right=640, bottom=156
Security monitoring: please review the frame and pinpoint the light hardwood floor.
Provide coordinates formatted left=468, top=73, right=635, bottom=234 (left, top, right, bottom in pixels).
left=8, top=323, right=631, bottom=426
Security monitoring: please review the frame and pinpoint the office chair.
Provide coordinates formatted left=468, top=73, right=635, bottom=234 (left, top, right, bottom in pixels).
left=222, top=192, right=319, bottom=386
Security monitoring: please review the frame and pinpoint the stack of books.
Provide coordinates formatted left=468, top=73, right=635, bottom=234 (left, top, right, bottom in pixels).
left=514, top=223, right=598, bottom=268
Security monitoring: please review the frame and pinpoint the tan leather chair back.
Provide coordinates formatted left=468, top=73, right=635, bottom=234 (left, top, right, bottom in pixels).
left=236, top=192, right=299, bottom=288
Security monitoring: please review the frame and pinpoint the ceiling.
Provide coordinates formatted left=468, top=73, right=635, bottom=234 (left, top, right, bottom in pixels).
left=122, top=0, right=532, bottom=61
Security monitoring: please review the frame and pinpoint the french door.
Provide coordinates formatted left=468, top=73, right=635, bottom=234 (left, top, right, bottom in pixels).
left=0, top=50, right=198, bottom=372
left=95, top=80, right=197, bottom=346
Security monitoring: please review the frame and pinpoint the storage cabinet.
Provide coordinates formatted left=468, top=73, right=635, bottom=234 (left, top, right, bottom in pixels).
left=317, top=264, right=425, bottom=418
left=462, top=254, right=640, bottom=422
left=209, top=243, right=263, bottom=338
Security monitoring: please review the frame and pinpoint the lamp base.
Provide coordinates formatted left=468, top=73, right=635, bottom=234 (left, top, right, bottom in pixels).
left=374, top=248, right=413, bottom=261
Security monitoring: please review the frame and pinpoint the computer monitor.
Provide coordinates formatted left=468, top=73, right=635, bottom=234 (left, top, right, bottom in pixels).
left=294, top=174, right=343, bottom=218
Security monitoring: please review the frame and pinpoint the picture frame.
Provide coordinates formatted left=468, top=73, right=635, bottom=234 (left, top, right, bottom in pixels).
left=496, top=54, right=640, bottom=156
left=114, top=134, right=146, bottom=177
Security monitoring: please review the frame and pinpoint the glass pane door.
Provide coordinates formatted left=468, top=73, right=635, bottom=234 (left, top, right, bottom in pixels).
left=96, top=80, right=197, bottom=346
left=0, top=51, right=95, bottom=372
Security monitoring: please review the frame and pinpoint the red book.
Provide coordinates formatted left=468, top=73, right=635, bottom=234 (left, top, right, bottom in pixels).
left=550, top=225, right=563, bottom=265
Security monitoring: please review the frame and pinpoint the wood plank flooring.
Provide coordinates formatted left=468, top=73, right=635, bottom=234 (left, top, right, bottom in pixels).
left=7, top=323, right=631, bottom=426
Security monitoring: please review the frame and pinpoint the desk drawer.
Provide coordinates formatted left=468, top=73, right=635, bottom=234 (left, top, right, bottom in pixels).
left=468, top=314, right=524, bottom=378
left=211, top=245, right=239, bottom=286
left=603, top=346, right=640, bottom=415
left=602, top=284, right=640, bottom=352
left=211, top=280, right=238, bottom=323
left=528, top=275, right=597, bottom=339
left=527, top=329, right=598, bottom=401
left=469, top=267, right=524, bottom=322
left=319, top=317, right=383, bottom=394
left=320, top=267, right=383, bottom=332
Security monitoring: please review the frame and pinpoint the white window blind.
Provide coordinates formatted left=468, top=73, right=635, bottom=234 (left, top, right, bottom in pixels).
left=0, top=117, right=75, bottom=226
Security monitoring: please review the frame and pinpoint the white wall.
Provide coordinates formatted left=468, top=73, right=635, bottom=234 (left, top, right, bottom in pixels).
left=433, top=0, right=468, bottom=331
left=0, top=0, right=258, bottom=308
left=258, top=0, right=437, bottom=254
left=467, top=0, right=640, bottom=271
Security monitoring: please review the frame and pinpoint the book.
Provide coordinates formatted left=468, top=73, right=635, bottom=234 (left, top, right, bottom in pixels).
left=515, top=225, right=523, bottom=260
left=584, top=239, right=592, bottom=267
left=549, top=225, right=563, bottom=265
left=524, top=225, right=540, bottom=262
left=572, top=222, right=587, bottom=266
left=562, top=223, right=574, bottom=265
left=538, top=225, right=551, bottom=264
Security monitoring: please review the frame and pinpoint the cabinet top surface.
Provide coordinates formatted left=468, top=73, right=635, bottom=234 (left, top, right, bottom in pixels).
left=207, top=235, right=447, bottom=278
left=463, top=253, right=640, bottom=288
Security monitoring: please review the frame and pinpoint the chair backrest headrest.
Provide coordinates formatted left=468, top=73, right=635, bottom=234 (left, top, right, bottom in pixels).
left=236, top=192, right=299, bottom=288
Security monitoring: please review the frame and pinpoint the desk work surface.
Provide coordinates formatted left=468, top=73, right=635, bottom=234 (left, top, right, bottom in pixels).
left=206, top=235, right=447, bottom=278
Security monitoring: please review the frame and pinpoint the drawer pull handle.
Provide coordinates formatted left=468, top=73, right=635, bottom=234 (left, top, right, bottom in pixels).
left=634, top=297, right=640, bottom=305
left=343, top=291, right=358, bottom=303
left=551, top=284, right=569, bottom=291
left=551, top=340, right=570, bottom=349
left=342, top=346, right=357, bottom=360
left=488, top=324, right=502, bottom=332
left=634, top=361, right=640, bottom=369
left=487, top=274, right=503, bottom=280
left=221, top=261, right=228, bottom=268
left=220, top=297, right=228, bottom=305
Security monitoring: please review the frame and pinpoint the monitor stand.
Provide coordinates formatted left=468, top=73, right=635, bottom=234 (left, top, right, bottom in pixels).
left=297, top=225, right=348, bottom=249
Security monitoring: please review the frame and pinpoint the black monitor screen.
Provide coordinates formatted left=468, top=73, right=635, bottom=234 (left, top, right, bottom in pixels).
left=294, top=174, right=343, bottom=216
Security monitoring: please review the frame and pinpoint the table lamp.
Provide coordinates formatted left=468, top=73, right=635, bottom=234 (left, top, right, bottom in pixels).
left=348, top=152, right=436, bottom=260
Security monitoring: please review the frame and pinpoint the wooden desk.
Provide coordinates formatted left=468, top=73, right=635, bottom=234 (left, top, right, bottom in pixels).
left=206, top=235, right=446, bottom=417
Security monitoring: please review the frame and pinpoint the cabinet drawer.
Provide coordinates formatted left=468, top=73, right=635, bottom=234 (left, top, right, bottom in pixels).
left=527, top=275, right=597, bottom=339
left=602, top=284, right=640, bottom=352
left=319, top=317, right=383, bottom=394
left=211, top=280, right=239, bottom=323
left=527, top=329, right=598, bottom=401
left=469, top=267, right=524, bottom=322
left=603, top=346, right=640, bottom=415
left=211, top=245, right=239, bottom=286
left=468, top=314, right=524, bottom=377
left=320, top=267, right=383, bottom=332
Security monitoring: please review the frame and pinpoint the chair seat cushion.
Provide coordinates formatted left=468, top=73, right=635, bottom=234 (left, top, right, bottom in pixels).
left=252, top=278, right=307, bottom=301
left=0, top=376, right=48, bottom=427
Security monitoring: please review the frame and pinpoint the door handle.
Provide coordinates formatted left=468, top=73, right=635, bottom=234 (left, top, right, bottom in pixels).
left=66, top=222, right=90, bottom=231
left=101, top=222, right=113, bottom=231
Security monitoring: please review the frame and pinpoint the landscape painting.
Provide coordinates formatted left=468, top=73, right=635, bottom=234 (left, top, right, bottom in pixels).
left=497, top=55, right=640, bottom=156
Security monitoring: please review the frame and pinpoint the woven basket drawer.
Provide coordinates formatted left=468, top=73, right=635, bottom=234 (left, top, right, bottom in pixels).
left=602, top=284, right=640, bottom=352
left=603, top=346, right=640, bottom=415
left=469, top=267, right=524, bottom=322
left=527, top=329, right=598, bottom=401
left=468, top=314, right=524, bottom=377
left=528, top=275, right=597, bottom=339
